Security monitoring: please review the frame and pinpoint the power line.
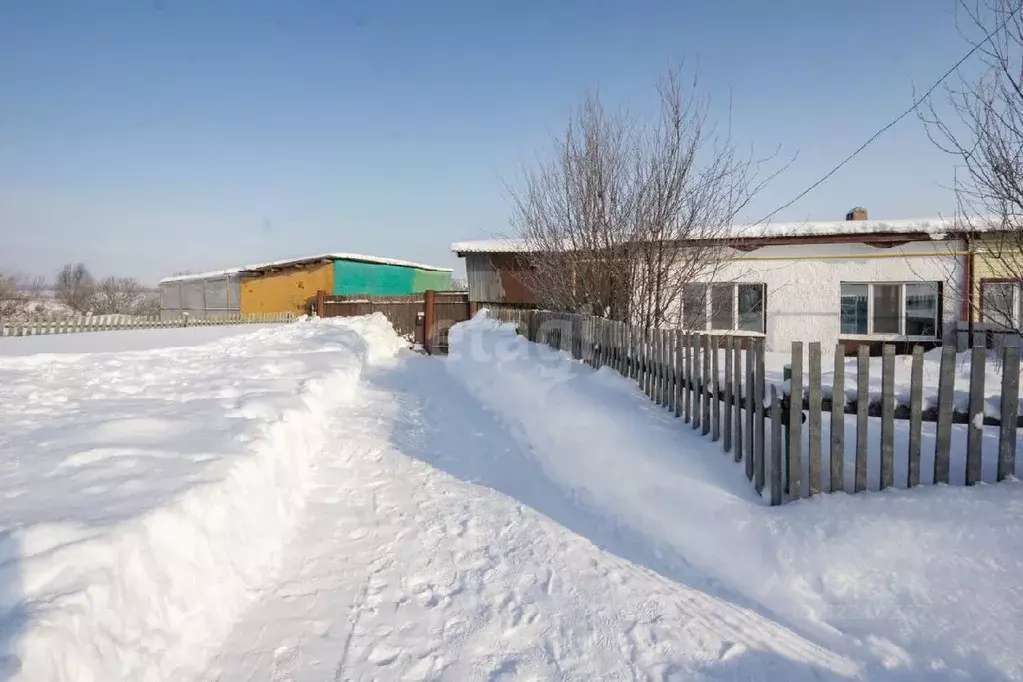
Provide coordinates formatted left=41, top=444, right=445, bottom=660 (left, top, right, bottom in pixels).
left=754, top=3, right=1023, bottom=225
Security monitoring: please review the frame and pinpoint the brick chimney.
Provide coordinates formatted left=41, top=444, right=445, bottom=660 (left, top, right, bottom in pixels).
left=846, top=206, right=868, bottom=221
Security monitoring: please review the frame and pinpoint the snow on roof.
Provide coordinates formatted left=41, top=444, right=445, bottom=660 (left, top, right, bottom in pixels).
left=451, top=217, right=969, bottom=254
left=160, top=252, right=452, bottom=284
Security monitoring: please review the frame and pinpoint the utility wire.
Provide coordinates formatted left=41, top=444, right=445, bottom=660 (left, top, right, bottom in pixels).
left=754, top=3, right=1023, bottom=225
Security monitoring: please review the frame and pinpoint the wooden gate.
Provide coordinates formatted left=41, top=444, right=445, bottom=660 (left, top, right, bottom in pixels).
left=314, top=290, right=471, bottom=354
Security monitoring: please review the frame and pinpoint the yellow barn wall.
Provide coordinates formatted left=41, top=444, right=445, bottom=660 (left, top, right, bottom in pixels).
left=971, top=235, right=1023, bottom=321
left=240, top=263, right=334, bottom=316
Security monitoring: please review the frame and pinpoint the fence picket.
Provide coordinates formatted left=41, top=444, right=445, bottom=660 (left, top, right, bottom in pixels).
left=712, top=339, right=721, bottom=442
left=692, top=335, right=701, bottom=429
left=734, top=339, right=743, bottom=464
left=754, top=340, right=766, bottom=493
left=654, top=330, right=663, bottom=405
left=788, top=341, right=804, bottom=500
left=808, top=341, right=822, bottom=496
left=880, top=344, right=896, bottom=491
left=966, top=344, right=987, bottom=486
left=934, top=345, right=956, bottom=485
left=855, top=345, right=869, bottom=493
left=908, top=345, right=924, bottom=488
left=702, top=335, right=711, bottom=436
left=684, top=334, right=692, bottom=423
left=770, top=384, right=783, bottom=506
left=745, top=341, right=754, bottom=479
left=831, top=344, right=845, bottom=493
left=723, top=337, right=733, bottom=453
left=998, top=344, right=1020, bottom=482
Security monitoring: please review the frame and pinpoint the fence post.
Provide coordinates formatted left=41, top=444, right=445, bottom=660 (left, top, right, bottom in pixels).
left=998, top=344, right=1020, bottom=481
left=770, top=384, right=783, bottom=506
left=316, top=290, right=326, bottom=318
left=702, top=335, right=712, bottom=435
left=423, top=290, right=436, bottom=355
left=934, top=345, right=956, bottom=485
left=788, top=341, right=804, bottom=500
left=684, top=334, right=693, bottom=423
left=674, top=330, right=683, bottom=418
left=723, top=337, right=733, bottom=453
left=855, top=345, right=869, bottom=493
left=692, top=335, right=702, bottom=428
left=807, top=342, right=822, bottom=496
left=745, top=341, right=755, bottom=479
left=966, top=343, right=987, bottom=485
left=712, top=338, right=721, bottom=441
left=880, top=344, right=896, bottom=491
left=830, top=344, right=845, bottom=492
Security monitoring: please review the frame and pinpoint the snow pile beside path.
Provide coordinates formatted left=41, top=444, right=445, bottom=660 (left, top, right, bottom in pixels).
left=447, top=313, right=1023, bottom=680
left=0, top=314, right=402, bottom=681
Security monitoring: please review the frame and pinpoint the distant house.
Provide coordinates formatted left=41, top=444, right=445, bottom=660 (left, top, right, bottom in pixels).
left=453, top=209, right=968, bottom=353
left=160, top=253, right=452, bottom=319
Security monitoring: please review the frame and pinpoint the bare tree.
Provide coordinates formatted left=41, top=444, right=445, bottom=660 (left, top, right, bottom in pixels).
left=510, top=65, right=782, bottom=331
left=91, top=276, right=159, bottom=316
left=55, top=263, right=95, bottom=314
left=920, top=0, right=1023, bottom=335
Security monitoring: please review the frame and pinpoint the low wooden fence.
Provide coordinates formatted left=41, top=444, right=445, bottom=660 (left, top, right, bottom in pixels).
left=1, top=312, right=294, bottom=337
left=491, top=309, right=1021, bottom=506
left=315, top=290, right=471, bottom=354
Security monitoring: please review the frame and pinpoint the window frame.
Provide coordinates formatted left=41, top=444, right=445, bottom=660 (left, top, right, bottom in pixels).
left=979, top=278, right=1022, bottom=329
left=838, top=281, right=942, bottom=341
left=682, top=282, right=766, bottom=335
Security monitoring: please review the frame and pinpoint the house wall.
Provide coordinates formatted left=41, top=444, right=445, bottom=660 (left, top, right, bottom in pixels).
left=333, top=260, right=451, bottom=296
left=709, top=240, right=964, bottom=351
left=464, top=252, right=536, bottom=303
left=240, top=262, right=334, bottom=316
left=970, top=234, right=1023, bottom=321
left=160, top=275, right=241, bottom=320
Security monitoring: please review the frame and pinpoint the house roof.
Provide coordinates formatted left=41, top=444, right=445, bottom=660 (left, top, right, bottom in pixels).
left=451, top=217, right=970, bottom=255
left=160, top=252, right=453, bottom=284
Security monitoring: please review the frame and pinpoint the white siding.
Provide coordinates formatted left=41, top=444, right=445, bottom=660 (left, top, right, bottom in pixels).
left=706, top=241, right=963, bottom=351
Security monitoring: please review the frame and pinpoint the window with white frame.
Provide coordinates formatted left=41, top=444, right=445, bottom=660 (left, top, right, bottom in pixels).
left=980, top=280, right=1023, bottom=328
left=839, top=282, right=941, bottom=338
left=682, top=282, right=765, bottom=333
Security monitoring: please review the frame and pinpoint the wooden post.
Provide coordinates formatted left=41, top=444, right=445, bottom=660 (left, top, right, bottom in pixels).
left=770, top=384, right=783, bottom=506
left=745, top=341, right=755, bottom=479
left=423, top=290, right=436, bottom=355
left=808, top=341, right=822, bottom=496
left=754, top=339, right=766, bottom=492
left=702, top=335, right=712, bottom=436
left=712, top=338, right=721, bottom=442
left=966, top=343, right=987, bottom=485
left=908, top=345, right=924, bottom=488
left=880, top=344, right=896, bottom=491
left=788, top=341, right=804, bottom=500
left=692, top=335, right=701, bottom=429
left=934, top=345, right=956, bottom=485
left=734, top=338, right=743, bottom=464
left=998, top=344, right=1020, bottom=482
left=684, top=334, right=692, bottom=423
left=674, top=331, right=683, bottom=418
left=723, top=337, right=733, bottom=453
left=830, top=343, right=847, bottom=492
left=855, top=344, right=869, bottom=493
left=654, top=330, right=663, bottom=405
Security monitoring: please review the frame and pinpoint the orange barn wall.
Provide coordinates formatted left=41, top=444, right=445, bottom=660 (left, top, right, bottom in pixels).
left=239, top=263, right=334, bottom=316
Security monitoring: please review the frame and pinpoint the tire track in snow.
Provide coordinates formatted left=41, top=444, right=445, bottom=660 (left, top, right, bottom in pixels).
left=206, top=354, right=858, bottom=681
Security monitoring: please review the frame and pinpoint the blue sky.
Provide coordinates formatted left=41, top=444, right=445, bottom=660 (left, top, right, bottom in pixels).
left=1, top=0, right=972, bottom=282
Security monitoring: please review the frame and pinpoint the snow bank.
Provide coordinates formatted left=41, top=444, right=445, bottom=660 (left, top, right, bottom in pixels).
left=446, top=313, right=1023, bottom=680
left=0, top=314, right=403, bottom=681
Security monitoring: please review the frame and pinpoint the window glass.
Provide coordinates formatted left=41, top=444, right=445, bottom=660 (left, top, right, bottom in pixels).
left=873, top=284, right=901, bottom=334
left=983, top=282, right=1016, bottom=328
left=905, top=283, right=939, bottom=337
left=737, top=284, right=764, bottom=332
left=682, top=283, right=707, bottom=330
left=711, top=284, right=734, bottom=330
left=840, top=283, right=868, bottom=334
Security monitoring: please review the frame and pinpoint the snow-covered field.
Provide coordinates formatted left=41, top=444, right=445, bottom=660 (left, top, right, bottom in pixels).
left=0, top=313, right=1020, bottom=681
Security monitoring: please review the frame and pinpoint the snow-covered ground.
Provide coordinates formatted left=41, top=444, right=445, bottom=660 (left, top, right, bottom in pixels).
left=0, top=313, right=1020, bottom=681
left=0, top=324, right=281, bottom=356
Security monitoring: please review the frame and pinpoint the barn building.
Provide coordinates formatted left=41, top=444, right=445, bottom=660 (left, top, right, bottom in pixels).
left=160, top=253, right=452, bottom=319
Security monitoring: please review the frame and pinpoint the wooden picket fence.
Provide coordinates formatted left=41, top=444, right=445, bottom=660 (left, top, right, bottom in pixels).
left=491, top=308, right=1022, bottom=506
left=0, top=312, right=295, bottom=337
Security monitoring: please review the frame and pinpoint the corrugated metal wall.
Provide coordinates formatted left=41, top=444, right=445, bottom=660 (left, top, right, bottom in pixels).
left=465, top=253, right=535, bottom=304
left=240, top=262, right=334, bottom=316
left=333, top=259, right=451, bottom=295
left=159, top=275, right=241, bottom=320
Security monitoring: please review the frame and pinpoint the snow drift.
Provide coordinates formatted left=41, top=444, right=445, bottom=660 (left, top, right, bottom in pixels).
left=0, top=315, right=403, bottom=681
left=446, top=312, right=1023, bottom=680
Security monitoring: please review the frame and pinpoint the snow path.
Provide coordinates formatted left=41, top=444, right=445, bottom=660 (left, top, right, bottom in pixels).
left=207, top=354, right=857, bottom=681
